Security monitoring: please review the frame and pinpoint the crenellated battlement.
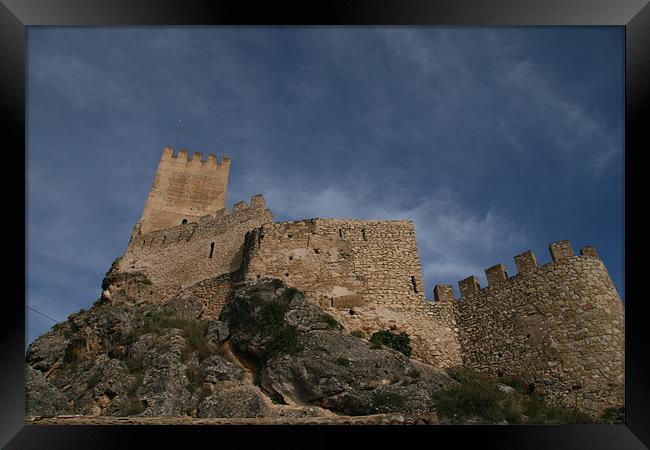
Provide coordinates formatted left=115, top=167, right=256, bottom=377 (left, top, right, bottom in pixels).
left=451, top=239, right=623, bottom=416
left=139, top=147, right=231, bottom=234
left=129, top=194, right=269, bottom=246
left=433, top=284, right=456, bottom=302
left=455, top=240, right=602, bottom=299
left=118, top=191, right=272, bottom=300
left=161, top=146, right=231, bottom=168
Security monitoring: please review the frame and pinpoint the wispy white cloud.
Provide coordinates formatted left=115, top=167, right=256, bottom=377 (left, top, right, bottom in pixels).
left=376, top=28, right=622, bottom=177
left=255, top=179, right=529, bottom=296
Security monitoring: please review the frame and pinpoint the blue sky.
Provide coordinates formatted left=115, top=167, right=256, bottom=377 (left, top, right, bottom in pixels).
left=26, top=27, right=624, bottom=346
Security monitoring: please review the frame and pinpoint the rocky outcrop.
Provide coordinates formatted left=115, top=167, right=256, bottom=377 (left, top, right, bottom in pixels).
left=221, top=279, right=457, bottom=416
left=25, top=277, right=456, bottom=419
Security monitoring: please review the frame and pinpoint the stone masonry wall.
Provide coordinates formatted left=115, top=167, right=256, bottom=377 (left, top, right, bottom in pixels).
left=186, top=272, right=237, bottom=319
left=117, top=194, right=272, bottom=303
left=240, top=218, right=463, bottom=368
left=243, top=219, right=426, bottom=307
left=453, top=241, right=624, bottom=416
left=139, top=147, right=231, bottom=234
left=326, top=299, right=463, bottom=369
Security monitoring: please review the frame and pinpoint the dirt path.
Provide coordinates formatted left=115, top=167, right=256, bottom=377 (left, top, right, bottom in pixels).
left=26, top=413, right=437, bottom=425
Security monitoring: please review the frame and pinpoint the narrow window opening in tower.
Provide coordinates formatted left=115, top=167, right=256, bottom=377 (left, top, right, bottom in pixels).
left=182, top=219, right=188, bottom=224
left=410, top=276, right=418, bottom=294
left=362, top=229, right=367, bottom=241
left=209, top=242, right=215, bottom=259
left=339, top=229, right=344, bottom=238
left=162, top=236, right=166, bottom=244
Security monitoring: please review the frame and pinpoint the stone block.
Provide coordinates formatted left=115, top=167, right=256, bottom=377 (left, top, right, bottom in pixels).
left=485, top=264, right=508, bottom=287
left=458, top=276, right=480, bottom=298
left=514, top=250, right=538, bottom=274
left=549, top=240, right=574, bottom=262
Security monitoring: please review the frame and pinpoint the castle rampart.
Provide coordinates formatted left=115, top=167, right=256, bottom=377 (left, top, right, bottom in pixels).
left=242, top=218, right=426, bottom=308
left=239, top=218, right=463, bottom=369
left=104, top=149, right=624, bottom=418
left=138, top=147, right=231, bottom=234
left=451, top=241, right=624, bottom=416
left=117, top=194, right=272, bottom=305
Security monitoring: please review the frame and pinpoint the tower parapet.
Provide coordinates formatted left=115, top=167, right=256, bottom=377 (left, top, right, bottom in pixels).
left=485, top=263, right=508, bottom=287
left=139, top=147, right=231, bottom=234
left=433, top=284, right=456, bottom=302
left=549, top=240, right=574, bottom=262
left=458, top=275, right=480, bottom=298
left=514, top=250, right=538, bottom=273
left=580, top=245, right=599, bottom=258
left=448, top=240, right=624, bottom=416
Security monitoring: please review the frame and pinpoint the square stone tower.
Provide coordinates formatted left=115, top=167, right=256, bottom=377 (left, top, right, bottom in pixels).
left=138, top=147, right=230, bottom=234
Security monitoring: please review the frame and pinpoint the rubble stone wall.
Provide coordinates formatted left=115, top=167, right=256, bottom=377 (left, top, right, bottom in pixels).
left=117, top=194, right=272, bottom=302
left=453, top=242, right=624, bottom=416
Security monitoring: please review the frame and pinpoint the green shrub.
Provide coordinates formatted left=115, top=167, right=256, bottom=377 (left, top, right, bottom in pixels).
left=197, top=384, right=212, bottom=401
left=351, top=330, right=365, bottom=339
left=102, top=271, right=151, bottom=291
left=335, top=357, right=350, bottom=366
left=140, top=310, right=210, bottom=361
left=282, top=287, right=300, bottom=299
left=431, top=367, right=596, bottom=424
left=270, top=393, right=286, bottom=404
left=270, top=279, right=284, bottom=290
left=119, top=396, right=145, bottom=416
left=62, top=336, right=90, bottom=369
left=319, top=314, right=339, bottom=329
left=432, top=374, right=505, bottom=423
left=497, top=374, right=528, bottom=394
left=62, top=344, right=79, bottom=367
left=126, top=373, right=144, bottom=396
left=601, top=406, right=624, bottom=424
left=254, top=297, right=302, bottom=360
left=406, top=368, right=421, bottom=380
left=124, top=355, right=144, bottom=375
left=374, top=392, right=406, bottom=411
left=263, top=324, right=301, bottom=359
left=185, top=364, right=204, bottom=393
left=86, top=371, right=102, bottom=389
left=125, top=332, right=138, bottom=346
left=369, top=330, right=412, bottom=357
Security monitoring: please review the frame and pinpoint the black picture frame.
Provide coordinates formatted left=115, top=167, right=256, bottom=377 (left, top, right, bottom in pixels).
left=3, top=0, right=649, bottom=448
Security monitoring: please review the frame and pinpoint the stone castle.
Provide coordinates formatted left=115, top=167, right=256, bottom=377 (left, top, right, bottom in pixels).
left=106, top=147, right=624, bottom=417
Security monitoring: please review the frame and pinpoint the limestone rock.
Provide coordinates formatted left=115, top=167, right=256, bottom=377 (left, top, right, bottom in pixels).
left=221, top=278, right=457, bottom=416
left=197, top=386, right=270, bottom=418
left=205, top=320, right=230, bottom=350
left=25, top=329, right=68, bottom=373
left=200, top=355, right=244, bottom=383
left=26, top=365, right=71, bottom=416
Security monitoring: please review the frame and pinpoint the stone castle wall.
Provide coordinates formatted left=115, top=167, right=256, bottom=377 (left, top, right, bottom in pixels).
left=242, top=219, right=426, bottom=308
left=117, top=194, right=272, bottom=302
left=450, top=241, right=624, bottom=416
left=239, top=218, right=463, bottom=368
left=186, top=272, right=237, bottom=319
left=325, top=297, right=463, bottom=370
left=139, top=147, right=231, bottom=234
